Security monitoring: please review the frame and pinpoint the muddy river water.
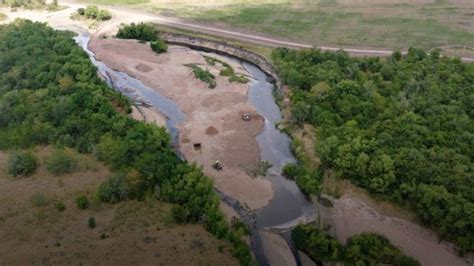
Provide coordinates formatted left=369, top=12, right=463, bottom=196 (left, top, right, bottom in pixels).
left=75, top=34, right=314, bottom=265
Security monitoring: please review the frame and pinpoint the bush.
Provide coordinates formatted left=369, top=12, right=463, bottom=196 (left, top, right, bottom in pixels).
left=219, top=67, right=233, bottom=77
left=116, top=22, right=158, bottom=42
left=229, top=74, right=249, bottom=83
left=282, top=163, right=298, bottom=179
left=191, top=65, right=216, bottom=89
left=76, top=195, right=89, bottom=209
left=98, top=174, right=129, bottom=203
left=56, top=202, right=66, bottom=211
left=344, top=233, right=420, bottom=266
left=88, top=217, right=96, bottom=228
left=77, top=7, right=85, bottom=15
left=46, top=149, right=77, bottom=176
left=150, top=39, right=167, bottom=54
left=171, top=205, right=190, bottom=223
left=8, top=151, right=38, bottom=177
left=82, top=6, right=111, bottom=21
left=293, top=224, right=342, bottom=262
left=30, top=192, right=50, bottom=207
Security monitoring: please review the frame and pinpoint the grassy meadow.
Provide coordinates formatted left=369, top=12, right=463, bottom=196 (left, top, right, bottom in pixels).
left=80, top=0, right=474, bottom=50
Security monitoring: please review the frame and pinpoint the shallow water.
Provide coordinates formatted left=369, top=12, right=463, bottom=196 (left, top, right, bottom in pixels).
left=243, top=62, right=314, bottom=229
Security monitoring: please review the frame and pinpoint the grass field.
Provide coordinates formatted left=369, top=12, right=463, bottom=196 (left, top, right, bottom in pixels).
left=0, top=147, right=238, bottom=265
left=81, top=0, right=474, bottom=50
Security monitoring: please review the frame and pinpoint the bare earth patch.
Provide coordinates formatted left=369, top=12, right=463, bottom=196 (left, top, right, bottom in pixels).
left=89, top=36, right=273, bottom=210
left=260, top=229, right=296, bottom=266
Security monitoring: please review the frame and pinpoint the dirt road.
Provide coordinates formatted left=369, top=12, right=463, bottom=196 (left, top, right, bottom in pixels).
left=61, top=0, right=474, bottom=62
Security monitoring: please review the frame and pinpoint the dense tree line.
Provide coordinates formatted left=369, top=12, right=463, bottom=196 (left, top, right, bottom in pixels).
left=0, top=20, right=250, bottom=265
left=293, top=224, right=420, bottom=266
left=273, top=47, right=474, bottom=252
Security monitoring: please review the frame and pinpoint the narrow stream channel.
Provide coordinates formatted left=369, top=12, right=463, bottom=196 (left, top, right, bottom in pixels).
left=75, top=33, right=314, bottom=266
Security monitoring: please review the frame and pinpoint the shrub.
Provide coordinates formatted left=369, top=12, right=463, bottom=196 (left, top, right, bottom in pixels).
left=8, top=151, right=38, bottom=177
left=219, top=67, right=233, bottom=77
left=56, top=202, right=66, bottom=211
left=116, top=22, right=158, bottom=42
left=255, top=160, right=272, bottom=176
left=30, top=192, right=49, bottom=207
left=230, top=217, right=250, bottom=236
left=293, top=224, right=342, bottom=262
left=344, top=233, right=420, bottom=266
left=82, top=6, right=111, bottom=21
left=150, top=39, right=167, bottom=54
left=46, top=149, right=77, bottom=176
left=229, top=74, right=249, bottom=83
left=88, top=217, right=96, bottom=228
left=96, top=9, right=111, bottom=21
left=282, top=163, right=299, bottom=179
left=191, top=65, right=216, bottom=89
left=76, top=195, right=89, bottom=209
left=171, top=205, right=190, bottom=223
left=77, top=7, right=85, bottom=15
left=98, top=174, right=129, bottom=203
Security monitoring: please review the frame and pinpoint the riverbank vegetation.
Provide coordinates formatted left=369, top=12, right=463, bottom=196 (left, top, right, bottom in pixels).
left=204, top=55, right=249, bottom=84
left=73, top=6, right=112, bottom=21
left=0, top=12, right=7, bottom=21
left=0, top=20, right=251, bottom=265
left=293, top=224, right=420, bottom=265
left=273, top=47, right=474, bottom=252
left=116, top=22, right=168, bottom=53
left=188, top=64, right=216, bottom=89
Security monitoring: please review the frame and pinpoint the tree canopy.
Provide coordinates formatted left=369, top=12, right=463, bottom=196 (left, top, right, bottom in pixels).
left=273, top=47, right=474, bottom=252
left=0, top=20, right=250, bottom=265
left=293, top=224, right=420, bottom=266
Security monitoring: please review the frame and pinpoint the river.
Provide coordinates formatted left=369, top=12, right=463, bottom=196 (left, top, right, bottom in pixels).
left=74, top=33, right=315, bottom=265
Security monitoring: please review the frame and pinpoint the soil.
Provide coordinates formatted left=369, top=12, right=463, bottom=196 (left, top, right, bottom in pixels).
left=0, top=148, right=238, bottom=265
left=89, top=37, right=273, bottom=210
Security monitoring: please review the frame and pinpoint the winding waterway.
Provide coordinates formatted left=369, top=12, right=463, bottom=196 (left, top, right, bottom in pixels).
left=75, top=33, right=313, bottom=265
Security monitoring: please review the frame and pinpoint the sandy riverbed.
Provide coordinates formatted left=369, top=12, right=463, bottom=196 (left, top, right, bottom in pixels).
left=89, top=37, right=273, bottom=210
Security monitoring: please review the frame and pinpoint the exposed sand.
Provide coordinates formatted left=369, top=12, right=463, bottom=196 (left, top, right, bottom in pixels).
left=260, top=230, right=296, bottom=266
left=131, top=105, right=167, bottom=127
left=219, top=201, right=239, bottom=223
left=316, top=195, right=471, bottom=266
left=90, top=37, right=273, bottom=210
left=298, top=251, right=316, bottom=266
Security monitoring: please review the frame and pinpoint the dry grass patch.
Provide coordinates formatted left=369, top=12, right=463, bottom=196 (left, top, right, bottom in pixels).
left=0, top=148, right=238, bottom=265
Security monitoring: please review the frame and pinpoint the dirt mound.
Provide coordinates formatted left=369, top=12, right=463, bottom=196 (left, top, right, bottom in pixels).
left=205, top=126, right=219, bottom=135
